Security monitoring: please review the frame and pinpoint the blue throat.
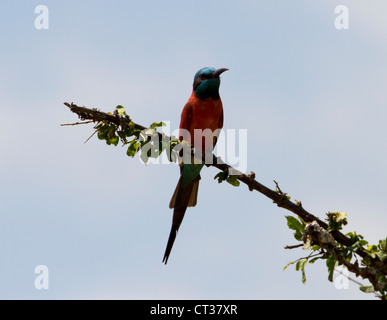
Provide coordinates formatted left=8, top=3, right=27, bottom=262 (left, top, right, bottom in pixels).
left=194, top=79, right=221, bottom=100
left=193, top=67, right=221, bottom=100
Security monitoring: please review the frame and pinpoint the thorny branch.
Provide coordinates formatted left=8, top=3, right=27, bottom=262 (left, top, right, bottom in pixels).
left=63, top=102, right=387, bottom=298
left=61, top=102, right=360, bottom=249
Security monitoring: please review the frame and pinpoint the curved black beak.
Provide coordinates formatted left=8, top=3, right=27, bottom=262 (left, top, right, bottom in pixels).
left=212, top=68, right=229, bottom=78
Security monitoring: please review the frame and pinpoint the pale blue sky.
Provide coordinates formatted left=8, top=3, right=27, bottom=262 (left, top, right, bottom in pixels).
left=0, top=0, right=386, bottom=299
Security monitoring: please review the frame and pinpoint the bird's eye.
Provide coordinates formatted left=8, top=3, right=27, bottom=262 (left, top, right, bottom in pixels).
left=199, top=75, right=206, bottom=80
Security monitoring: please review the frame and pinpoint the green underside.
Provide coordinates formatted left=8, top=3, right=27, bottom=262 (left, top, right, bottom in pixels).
left=181, top=163, right=204, bottom=188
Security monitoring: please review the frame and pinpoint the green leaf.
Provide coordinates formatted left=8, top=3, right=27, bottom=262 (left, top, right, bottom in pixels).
left=102, top=124, right=118, bottom=146
left=348, top=239, right=368, bottom=253
left=295, top=258, right=307, bottom=284
left=117, top=130, right=128, bottom=143
left=283, top=260, right=295, bottom=271
left=311, top=245, right=321, bottom=252
left=226, top=175, right=240, bottom=187
left=124, top=121, right=138, bottom=138
left=375, top=251, right=387, bottom=262
left=359, top=285, right=374, bottom=293
left=169, top=137, right=180, bottom=148
left=286, top=216, right=304, bottom=233
left=346, top=231, right=363, bottom=243
left=94, top=122, right=104, bottom=130
left=326, top=256, right=338, bottom=282
left=115, top=105, right=126, bottom=116
left=214, top=172, right=228, bottom=184
left=97, top=125, right=109, bottom=140
left=158, top=138, right=169, bottom=156
left=142, top=128, right=157, bottom=137
left=107, top=135, right=119, bottom=146
left=149, top=121, right=166, bottom=129
left=127, top=139, right=139, bottom=157
left=295, top=258, right=306, bottom=271
left=106, top=124, right=116, bottom=136
left=285, top=216, right=305, bottom=241
left=309, top=256, right=321, bottom=264
left=379, top=238, right=387, bottom=252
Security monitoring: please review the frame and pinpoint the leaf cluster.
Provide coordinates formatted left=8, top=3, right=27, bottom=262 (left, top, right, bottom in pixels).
left=284, top=213, right=387, bottom=299
left=214, top=171, right=240, bottom=187
left=69, top=102, right=387, bottom=299
left=93, top=105, right=242, bottom=184
left=95, top=105, right=179, bottom=165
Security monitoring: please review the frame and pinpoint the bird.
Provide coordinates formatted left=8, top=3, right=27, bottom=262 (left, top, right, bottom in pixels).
left=162, top=67, right=228, bottom=264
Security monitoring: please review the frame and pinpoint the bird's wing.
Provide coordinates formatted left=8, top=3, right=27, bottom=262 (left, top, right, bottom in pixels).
left=212, top=106, right=224, bottom=148
left=218, top=107, right=224, bottom=129
left=179, top=101, right=192, bottom=141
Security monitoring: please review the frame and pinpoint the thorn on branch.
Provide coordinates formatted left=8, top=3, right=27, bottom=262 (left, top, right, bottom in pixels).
left=295, top=200, right=303, bottom=207
left=273, top=180, right=290, bottom=207
left=284, top=244, right=304, bottom=250
left=84, top=129, right=99, bottom=144
left=247, top=171, right=256, bottom=191
left=274, top=180, right=285, bottom=196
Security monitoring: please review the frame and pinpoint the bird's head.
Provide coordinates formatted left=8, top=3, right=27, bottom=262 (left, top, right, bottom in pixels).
left=193, top=67, right=228, bottom=100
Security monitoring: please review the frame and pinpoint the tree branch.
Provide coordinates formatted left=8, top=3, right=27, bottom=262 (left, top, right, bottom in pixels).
left=63, top=102, right=387, bottom=298
left=62, top=102, right=352, bottom=247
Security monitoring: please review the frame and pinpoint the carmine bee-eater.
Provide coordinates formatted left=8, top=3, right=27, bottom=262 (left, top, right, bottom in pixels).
left=163, top=67, right=228, bottom=264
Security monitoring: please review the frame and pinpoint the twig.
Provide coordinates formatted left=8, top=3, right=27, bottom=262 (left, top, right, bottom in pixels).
left=63, top=102, right=387, bottom=276
left=284, top=244, right=304, bottom=249
left=333, top=268, right=383, bottom=299
left=84, top=129, right=98, bottom=144
left=63, top=101, right=387, bottom=299
left=274, top=180, right=286, bottom=196
left=60, top=120, right=94, bottom=126
left=334, top=268, right=364, bottom=287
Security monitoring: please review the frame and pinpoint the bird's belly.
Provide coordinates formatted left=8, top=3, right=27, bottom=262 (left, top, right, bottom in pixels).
left=189, top=109, right=222, bottom=152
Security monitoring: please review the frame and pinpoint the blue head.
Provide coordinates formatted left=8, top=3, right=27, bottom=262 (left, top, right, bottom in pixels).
left=193, top=67, right=228, bottom=100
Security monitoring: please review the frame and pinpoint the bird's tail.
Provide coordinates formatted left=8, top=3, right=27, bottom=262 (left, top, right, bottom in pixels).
left=163, top=175, right=200, bottom=264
